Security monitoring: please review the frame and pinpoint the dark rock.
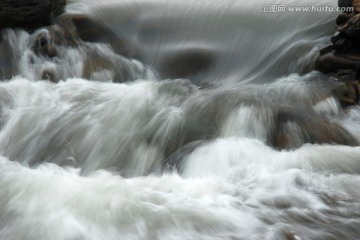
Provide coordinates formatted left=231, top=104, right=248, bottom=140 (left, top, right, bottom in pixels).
left=271, top=108, right=358, bottom=150
left=0, top=0, right=67, bottom=31
left=334, top=38, right=353, bottom=52
left=51, top=0, right=67, bottom=21
left=41, top=70, right=57, bottom=83
left=331, top=72, right=360, bottom=106
left=159, top=48, right=215, bottom=80
left=316, top=12, right=360, bottom=87
left=338, top=14, right=360, bottom=41
left=336, top=13, right=352, bottom=25
left=339, top=80, right=360, bottom=106
left=315, top=50, right=360, bottom=74
left=31, top=30, right=58, bottom=58
left=62, top=15, right=132, bottom=57
left=337, top=68, right=356, bottom=77
left=330, top=32, right=346, bottom=44
left=319, top=44, right=334, bottom=55
left=339, top=0, right=353, bottom=8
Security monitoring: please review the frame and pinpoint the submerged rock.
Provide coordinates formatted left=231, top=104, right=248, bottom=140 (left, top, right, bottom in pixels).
left=159, top=48, right=215, bottom=80
left=272, top=109, right=358, bottom=150
left=31, top=30, right=58, bottom=58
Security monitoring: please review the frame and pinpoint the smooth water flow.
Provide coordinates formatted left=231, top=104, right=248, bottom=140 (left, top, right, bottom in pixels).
left=1, top=0, right=360, bottom=239
left=65, top=0, right=338, bottom=83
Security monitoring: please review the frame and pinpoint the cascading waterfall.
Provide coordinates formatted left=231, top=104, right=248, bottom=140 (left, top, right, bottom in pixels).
left=1, top=0, right=360, bottom=239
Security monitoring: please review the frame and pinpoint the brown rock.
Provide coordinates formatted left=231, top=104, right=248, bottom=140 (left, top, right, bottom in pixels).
left=338, top=14, right=360, bottom=41
left=31, top=30, right=58, bottom=58
left=315, top=50, right=360, bottom=74
left=272, top=109, right=358, bottom=150
left=354, top=0, right=360, bottom=12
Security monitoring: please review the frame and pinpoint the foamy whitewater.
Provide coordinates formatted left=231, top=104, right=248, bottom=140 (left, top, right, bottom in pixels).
left=1, top=0, right=360, bottom=239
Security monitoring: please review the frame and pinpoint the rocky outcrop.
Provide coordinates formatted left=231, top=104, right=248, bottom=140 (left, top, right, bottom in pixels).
left=0, top=0, right=67, bottom=79
left=0, top=0, right=66, bottom=31
left=315, top=0, right=360, bottom=107
left=0, top=12, right=152, bottom=83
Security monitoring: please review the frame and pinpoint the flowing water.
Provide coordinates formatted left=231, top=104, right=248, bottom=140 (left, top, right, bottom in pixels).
left=1, top=0, right=360, bottom=239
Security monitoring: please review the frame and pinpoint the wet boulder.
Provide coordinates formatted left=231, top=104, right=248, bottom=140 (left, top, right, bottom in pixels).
left=354, top=0, right=360, bottom=12
left=315, top=50, right=360, bottom=74
left=271, top=108, right=358, bottom=150
left=338, top=14, right=360, bottom=41
left=0, top=0, right=66, bottom=31
left=31, top=30, right=58, bottom=58
left=316, top=7, right=360, bottom=107
left=339, top=0, right=354, bottom=8
left=339, top=0, right=360, bottom=12
left=158, top=48, right=215, bottom=80
left=336, top=13, right=352, bottom=25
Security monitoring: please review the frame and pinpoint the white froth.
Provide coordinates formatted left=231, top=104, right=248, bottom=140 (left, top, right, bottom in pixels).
left=1, top=0, right=360, bottom=239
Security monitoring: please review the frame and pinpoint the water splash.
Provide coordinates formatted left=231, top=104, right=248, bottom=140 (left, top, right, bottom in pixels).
left=1, top=0, right=360, bottom=239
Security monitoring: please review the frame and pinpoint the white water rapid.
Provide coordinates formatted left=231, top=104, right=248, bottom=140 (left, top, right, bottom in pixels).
left=1, top=0, right=360, bottom=239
